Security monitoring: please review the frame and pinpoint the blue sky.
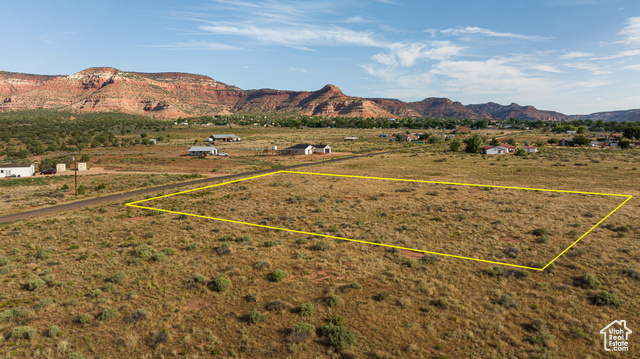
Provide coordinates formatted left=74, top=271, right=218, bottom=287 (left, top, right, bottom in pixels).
left=1, top=0, right=639, bottom=114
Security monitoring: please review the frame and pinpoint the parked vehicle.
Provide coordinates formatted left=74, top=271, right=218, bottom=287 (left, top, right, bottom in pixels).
left=217, top=152, right=229, bottom=156
left=40, top=169, right=57, bottom=175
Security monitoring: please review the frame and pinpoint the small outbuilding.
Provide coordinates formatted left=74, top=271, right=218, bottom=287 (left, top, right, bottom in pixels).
left=481, top=146, right=506, bottom=155
left=188, top=146, right=218, bottom=156
left=313, top=145, right=331, bottom=154
left=344, top=137, right=358, bottom=141
left=0, top=163, right=35, bottom=178
left=523, top=146, right=538, bottom=153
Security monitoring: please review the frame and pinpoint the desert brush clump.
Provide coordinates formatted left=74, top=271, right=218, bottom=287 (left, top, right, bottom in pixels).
left=124, top=309, right=148, bottom=323
left=131, top=244, right=165, bottom=262
left=208, top=274, right=231, bottom=292
left=265, top=299, right=291, bottom=312
left=246, top=309, right=266, bottom=324
left=270, top=269, right=288, bottom=282
left=107, top=271, right=127, bottom=284
left=576, top=273, right=602, bottom=289
left=592, top=291, right=620, bottom=306
left=288, top=322, right=316, bottom=343
left=47, top=325, right=62, bottom=337
left=298, top=302, right=315, bottom=317
left=11, top=326, right=36, bottom=340
left=96, top=308, right=118, bottom=321
left=319, top=322, right=356, bottom=350
left=23, top=278, right=46, bottom=291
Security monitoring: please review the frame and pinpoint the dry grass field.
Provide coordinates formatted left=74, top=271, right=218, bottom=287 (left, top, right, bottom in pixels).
left=0, top=130, right=639, bottom=359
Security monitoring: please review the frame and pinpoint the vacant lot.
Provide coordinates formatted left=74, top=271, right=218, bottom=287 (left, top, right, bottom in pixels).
left=138, top=171, right=627, bottom=269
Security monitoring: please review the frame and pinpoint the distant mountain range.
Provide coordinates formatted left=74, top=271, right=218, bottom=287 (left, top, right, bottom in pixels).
left=0, top=67, right=638, bottom=121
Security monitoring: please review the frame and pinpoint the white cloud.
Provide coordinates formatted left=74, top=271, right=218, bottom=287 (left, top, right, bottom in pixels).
left=563, top=62, right=611, bottom=74
left=530, top=65, right=563, bottom=73
left=289, top=67, right=308, bottom=73
left=559, top=51, right=593, bottom=59
left=618, top=16, right=640, bottom=44
left=146, top=40, right=242, bottom=51
left=199, top=24, right=382, bottom=48
left=594, top=49, right=640, bottom=60
left=623, top=64, right=640, bottom=71
left=441, top=26, right=551, bottom=41
left=371, top=41, right=463, bottom=67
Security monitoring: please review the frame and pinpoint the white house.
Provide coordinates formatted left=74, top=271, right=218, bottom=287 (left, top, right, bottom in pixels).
left=481, top=146, right=506, bottom=155
left=188, top=146, right=218, bottom=156
left=590, top=141, right=599, bottom=147
left=285, top=144, right=315, bottom=155
left=313, top=145, right=331, bottom=154
left=0, top=163, right=35, bottom=178
left=523, top=146, right=538, bottom=153
left=207, top=134, right=241, bottom=142
left=344, top=137, right=358, bottom=141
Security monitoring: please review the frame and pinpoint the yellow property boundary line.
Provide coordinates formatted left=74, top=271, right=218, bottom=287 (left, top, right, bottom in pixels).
left=125, top=170, right=632, bottom=271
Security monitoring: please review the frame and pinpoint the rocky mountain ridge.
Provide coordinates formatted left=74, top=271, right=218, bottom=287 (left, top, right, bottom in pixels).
left=0, top=67, right=636, bottom=121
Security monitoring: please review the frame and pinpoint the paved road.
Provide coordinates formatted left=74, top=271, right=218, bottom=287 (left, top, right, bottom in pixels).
left=0, top=149, right=404, bottom=224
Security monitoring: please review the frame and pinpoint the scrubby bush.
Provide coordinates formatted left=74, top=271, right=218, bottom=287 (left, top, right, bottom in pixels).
left=35, top=297, right=53, bottom=310
left=526, top=332, right=556, bottom=346
left=298, top=302, right=315, bottom=317
left=124, top=309, right=147, bottom=323
left=270, top=269, right=288, bottom=282
left=108, top=271, right=127, bottom=284
left=288, top=322, right=316, bottom=343
left=187, top=242, right=200, bottom=250
left=431, top=297, right=448, bottom=308
left=0, top=307, right=31, bottom=322
left=35, top=248, right=53, bottom=260
left=208, top=274, right=230, bottom=292
left=263, top=239, right=282, bottom=247
left=246, top=309, right=266, bottom=324
left=47, top=325, right=62, bottom=337
left=11, top=326, right=36, bottom=339
left=311, top=241, right=328, bottom=251
left=592, top=291, right=620, bottom=306
left=532, top=227, right=549, bottom=236
left=499, top=294, right=515, bottom=308
left=296, top=238, right=308, bottom=245
left=76, top=314, right=92, bottom=324
left=350, top=281, right=362, bottom=289
left=319, top=323, right=355, bottom=350
left=0, top=256, right=11, bottom=266
left=160, top=247, right=176, bottom=255
left=330, top=314, right=347, bottom=327
left=420, top=255, right=439, bottom=265
left=530, top=319, right=546, bottom=332
left=254, top=260, right=271, bottom=269
left=132, top=244, right=155, bottom=261
left=326, top=295, right=343, bottom=307
left=96, top=308, right=117, bottom=321
left=576, top=273, right=602, bottom=289
left=373, top=292, right=390, bottom=301
left=23, top=278, right=46, bottom=291
left=265, top=299, right=291, bottom=312
left=483, top=266, right=503, bottom=277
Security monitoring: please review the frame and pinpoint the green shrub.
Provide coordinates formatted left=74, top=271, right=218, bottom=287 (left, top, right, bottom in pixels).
left=96, top=308, right=117, bottom=321
left=47, top=325, right=62, bottom=337
left=35, top=297, right=53, bottom=310
left=530, top=318, right=546, bottom=332
left=187, top=242, right=200, bottom=250
left=247, top=309, right=266, bottom=324
left=77, top=314, right=92, bottom=324
left=151, top=251, right=167, bottom=262
left=298, top=302, right=315, bottom=317
left=68, top=351, right=86, bottom=359
left=532, top=227, right=549, bottom=236
left=89, top=288, right=102, bottom=297
left=104, top=282, right=115, bottom=292
left=108, top=271, right=127, bottom=284
left=270, top=269, right=288, bottom=282
left=35, top=248, right=53, bottom=260
left=263, top=240, right=282, bottom=247
left=235, top=236, right=250, bottom=242
left=400, top=258, right=417, bottom=268
left=576, top=273, right=602, bottom=289
left=373, top=292, right=390, bottom=301
left=288, top=322, right=316, bottom=343
left=311, top=241, right=328, bottom=251
left=11, top=326, right=36, bottom=339
left=132, top=244, right=155, bottom=261
left=319, top=323, right=355, bottom=350
left=23, top=278, right=46, bottom=291
left=0, top=307, right=31, bottom=322
left=296, top=238, right=308, bottom=245
left=483, top=266, right=503, bottom=277
left=326, top=295, right=343, bottom=307
left=420, top=255, right=439, bottom=265
left=499, top=294, right=515, bottom=308
left=64, top=298, right=79, bottom=307
left=254, top=260, right=271, bottom=269
left=350, top=281, right=362, bottom=289
left=431, top=297, right=448, bottom=308
left=538, top=234, right=550, bottom=243
left=330, top=314, right=347, bottom=326
left=160, top=247, right=176, bottom=255
left=0, top=256, right=11, bottom=266
left=592, top=291, right=620, bottom=306
left=209, top=274, right=230, bottom=292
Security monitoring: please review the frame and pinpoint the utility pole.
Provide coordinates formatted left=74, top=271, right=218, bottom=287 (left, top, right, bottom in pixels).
left=73, top=155, right=78, bottom=197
